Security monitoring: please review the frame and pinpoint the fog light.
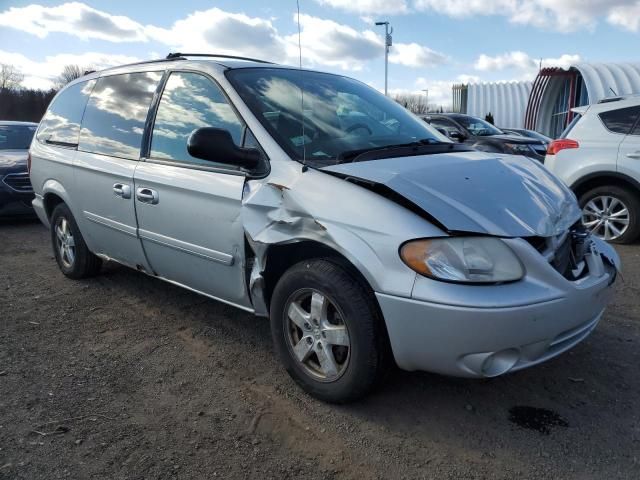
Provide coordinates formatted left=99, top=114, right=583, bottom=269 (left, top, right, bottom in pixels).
left=481, top=349, right=520, bottom=377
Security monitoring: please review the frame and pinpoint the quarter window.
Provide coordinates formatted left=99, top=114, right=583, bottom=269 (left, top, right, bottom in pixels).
left=79, top=72, right=162, bottom=160
left=599, top=106, right=640, bottom=135
left=37, top=80, right=95, bottom=147
left=150, top=72, right=244, bottom=166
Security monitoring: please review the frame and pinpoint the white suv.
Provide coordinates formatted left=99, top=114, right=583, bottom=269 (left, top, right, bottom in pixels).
left=545, top=95, right=640, bottom=243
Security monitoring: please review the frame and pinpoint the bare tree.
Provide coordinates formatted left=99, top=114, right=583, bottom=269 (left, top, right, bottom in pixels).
left=54, top=64, right=90, bottom=90
left=0, top=63, right=24, bottom=91
left=392, top=93, right=429, bottom=115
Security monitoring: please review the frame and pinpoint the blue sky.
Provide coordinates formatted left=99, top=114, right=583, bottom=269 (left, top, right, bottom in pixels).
left=1, top=0, right=639, bottom=106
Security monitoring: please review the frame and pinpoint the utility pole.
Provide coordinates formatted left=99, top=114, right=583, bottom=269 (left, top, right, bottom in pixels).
left=375, top=21, right=392, bottom=95
left=422, top=89, right=429, bottom=113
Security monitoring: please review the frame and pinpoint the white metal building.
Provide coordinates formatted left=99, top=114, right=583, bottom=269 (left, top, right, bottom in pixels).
left=452, top=81, right=532, bottom=128
left=525, top=62, right=640, bottom=138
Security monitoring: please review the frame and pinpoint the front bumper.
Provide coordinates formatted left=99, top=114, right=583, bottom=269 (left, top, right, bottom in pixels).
left=377, top=236, right=619, bottom=377
left=0, top=183, right=35, bottom=217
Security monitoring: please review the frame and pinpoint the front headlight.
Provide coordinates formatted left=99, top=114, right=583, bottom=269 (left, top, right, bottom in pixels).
left=504, top=143, right=533, bottom=155
left=400, top=237, right=525, bottom=283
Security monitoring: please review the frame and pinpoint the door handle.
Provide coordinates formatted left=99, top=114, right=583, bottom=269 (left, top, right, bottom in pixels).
left=136, top=187, right=159, bottom=205
left=113, top=183, right=131, bottom=199
left=626, top=152, right=640, bottom=159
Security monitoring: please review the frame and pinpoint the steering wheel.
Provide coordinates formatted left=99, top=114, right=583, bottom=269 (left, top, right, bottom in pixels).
left=345, top=123, right=373, bottom=136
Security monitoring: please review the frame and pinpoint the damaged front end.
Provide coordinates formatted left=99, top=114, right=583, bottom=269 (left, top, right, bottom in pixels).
left=239, top=150, right=620, bottom=316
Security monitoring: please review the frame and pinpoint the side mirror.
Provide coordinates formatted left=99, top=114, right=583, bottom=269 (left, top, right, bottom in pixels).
left=449, top=131, right=466, bottom=142
left=187, top=127, right=261, bottom=169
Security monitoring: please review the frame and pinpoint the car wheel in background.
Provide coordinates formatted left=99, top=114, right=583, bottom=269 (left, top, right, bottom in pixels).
left=579, top=185, right=640, bottom=244
left=270, top=259, right=388, bottom=403
left=50, top=203, right=102, bottom=278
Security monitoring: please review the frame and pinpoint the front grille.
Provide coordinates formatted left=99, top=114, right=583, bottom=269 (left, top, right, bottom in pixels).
left=525, top=228, right=589, bottom=280
left=2, top=172, right=33, bottom=192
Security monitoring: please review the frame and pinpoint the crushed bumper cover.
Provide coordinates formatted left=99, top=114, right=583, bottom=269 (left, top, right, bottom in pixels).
left=376, top=236, right=619, bottom=377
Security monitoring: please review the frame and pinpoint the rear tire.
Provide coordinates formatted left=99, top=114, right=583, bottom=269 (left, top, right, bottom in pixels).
left=270, top=259, right=388, bottom=403
left=50, top=203, right=102, bottom=278
left=579, top=185, right=640, bottom=244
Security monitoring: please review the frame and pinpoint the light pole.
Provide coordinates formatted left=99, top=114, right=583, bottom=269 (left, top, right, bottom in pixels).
left=375, top=21, right=392, bottom=96
left=422, top=89, right=429, bottom=113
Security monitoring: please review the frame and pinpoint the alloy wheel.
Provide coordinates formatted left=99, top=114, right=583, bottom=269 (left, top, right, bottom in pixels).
left=55, top=216, right=76, bottom=268
left=582, top=195, right=630, bottom=241
left=284, top=289, right=350, bottom=382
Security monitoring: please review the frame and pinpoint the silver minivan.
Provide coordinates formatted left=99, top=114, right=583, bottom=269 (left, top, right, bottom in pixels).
left=30, top=54, right=620, bottom=402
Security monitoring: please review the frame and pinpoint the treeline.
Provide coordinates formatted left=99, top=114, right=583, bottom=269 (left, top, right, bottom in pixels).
left=0, top=88, right=56, bottom=123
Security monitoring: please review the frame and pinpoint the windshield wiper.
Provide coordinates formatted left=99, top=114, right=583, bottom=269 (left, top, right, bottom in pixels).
left=336, top=138, right=448, bottom=163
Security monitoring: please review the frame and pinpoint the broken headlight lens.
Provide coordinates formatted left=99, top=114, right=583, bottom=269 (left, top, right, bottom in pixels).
left=400, top=237, right=525, bottom=283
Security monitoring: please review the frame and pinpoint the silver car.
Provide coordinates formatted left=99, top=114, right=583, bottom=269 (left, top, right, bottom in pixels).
left=29, top=54, right=620, bottom=402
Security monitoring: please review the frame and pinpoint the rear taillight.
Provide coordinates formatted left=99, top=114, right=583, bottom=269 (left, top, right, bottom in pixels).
left=547, top=139, right=579, bottom=155
left=27, top=152, right=32, bottom=174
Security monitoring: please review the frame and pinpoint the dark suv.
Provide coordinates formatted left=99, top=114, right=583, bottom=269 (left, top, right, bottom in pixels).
left=0, top=121, right=37, bottom=217
left=422, top=113, right=548, bottom=162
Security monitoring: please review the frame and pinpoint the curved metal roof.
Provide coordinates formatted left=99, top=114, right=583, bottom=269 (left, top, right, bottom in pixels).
left=465, top=81, right=532, bottom=128
left=573, top=62, right=640, bottom=102
left=525, top=62, right=640, bottom=136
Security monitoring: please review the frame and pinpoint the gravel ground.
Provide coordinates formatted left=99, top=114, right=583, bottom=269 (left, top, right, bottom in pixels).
left=1, top=219, right=639, bottom=480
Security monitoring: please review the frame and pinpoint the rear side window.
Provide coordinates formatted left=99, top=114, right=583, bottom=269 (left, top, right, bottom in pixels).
left=37, top=80, right=95, bottom=147
left=599, top=106, right=640, bottom=135
left=149, top=71, right=244, bottom=166
left=79, top=72, right=162, bottom=160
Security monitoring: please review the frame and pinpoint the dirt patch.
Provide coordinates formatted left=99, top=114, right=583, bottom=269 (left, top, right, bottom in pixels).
left=1, top=219, right=640, bottom=479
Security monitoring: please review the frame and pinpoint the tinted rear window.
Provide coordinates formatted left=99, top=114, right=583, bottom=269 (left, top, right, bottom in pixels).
left=0, top=124, right=37, bottom=150
left=599, top=106, right=640, bottom=135
left=79, top=72, right=162, bottom=160
left=36, top=80, right=95, bottom=147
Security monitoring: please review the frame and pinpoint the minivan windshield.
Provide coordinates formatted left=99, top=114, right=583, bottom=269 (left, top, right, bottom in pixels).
left=0, top=124, right=36, bottom=150
left=227, top=68, right=449, bottom=166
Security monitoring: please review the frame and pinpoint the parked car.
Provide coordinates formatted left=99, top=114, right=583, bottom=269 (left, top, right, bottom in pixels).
left=422, top=113, right=548, bottom=162
left=29, top=54, right=620, bottom=402
left=499, top=127, right=551, bottom=146
left=545, top=95, right=640, bottom=243
left=0, top=121, right=38, bottom=217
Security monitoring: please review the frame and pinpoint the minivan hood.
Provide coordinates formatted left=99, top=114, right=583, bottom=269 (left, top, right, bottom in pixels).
left=322, top=151, right=581, bottom=237
left=0, top=149, right=28, bottom=168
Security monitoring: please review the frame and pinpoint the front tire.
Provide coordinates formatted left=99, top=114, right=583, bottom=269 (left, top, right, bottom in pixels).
left=579, top=185, right=640, bottom=244
left=270, top=259, right=387, bottom=403
left=50, top=203, right=102, bottom=278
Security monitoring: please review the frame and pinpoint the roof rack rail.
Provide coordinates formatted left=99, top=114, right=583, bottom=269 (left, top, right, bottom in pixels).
left=166, top=52, right=274, bottom=64
left=97, top=56, right=186, bottom=73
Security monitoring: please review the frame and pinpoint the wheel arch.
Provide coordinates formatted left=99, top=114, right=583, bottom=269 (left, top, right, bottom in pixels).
left=42, top=180, right=72, bottom=220
left=259, top=240, right=380, bottom=314
left=571, top=172, right=640, bottom=200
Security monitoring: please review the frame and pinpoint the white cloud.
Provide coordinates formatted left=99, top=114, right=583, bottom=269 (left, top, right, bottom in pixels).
left=475, top=51, right=536, bottom=71
left=456, top=74, right=481, bottom=84
left=284, top=14, right=383, bottom=70
left=0, top=3, right=445, bottom=75
left=389, top=42, right=447, bottom=68
left=608, top=3, right=640, bottom=32
left=474, top=51, right=581, bottom=79
left=314, top=0, right=409, bottom=14
left=414, top=0, right=640, bottom=32
left=145, top=8, right=288, bottom=62
left=0, top=50, right=139, bottom=89
left=0, top=2, right=146, bottom=42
